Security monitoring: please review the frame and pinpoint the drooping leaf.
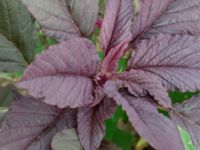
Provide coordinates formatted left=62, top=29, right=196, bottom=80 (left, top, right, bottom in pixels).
left=128, top=34, right=200, bottom=92
left=17, top=38, right=99, bottom=108
left=132, top=0, right=171, bottom=41
left=116, top=69, right=171, bottom=108
left=146, top=0, right=200, bottom=37
left=104, top=81, right=184, bottom=150
left=65, top=0, right=99, bottom=37
left=51, top=128, right=83, bottom=150
left=0, top=95, right=77, bottom=150
left=99, top=0, right=133, bottom=55
left=0, top=34, right=26, bottom=72
left=78, top=98, right=116, bottom=150
left=0, top=0, right=35, bottom=64
left=21, top=0, right=80, bottom=41
left=171, top=95, right=200, bottom=150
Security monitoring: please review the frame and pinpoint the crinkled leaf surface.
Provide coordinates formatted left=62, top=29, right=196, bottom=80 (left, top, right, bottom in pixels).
left=0, top=95, right=77, bottom=150
left=104, top=81, right=184, bottom=150
left=51, top=128, right=82, bottom=150
left=21, top=0, right=80, bottom=41
left=128, top=34, right=200, bottom=92
left=116, top=69, right=171, bottom=108
left=66, top=0, right=99, bottom=37
left=0, top=33, right=26, bottom=72
left=18, top=38, right=99, bottom=108
left=0, top=0, right=35, bottom=64
left=171, top=95, right=200, bottom=150
left=78, top=98, right=116, bottom=150
left=99, top=0, right=133, bottom=54
left=146, top=0, right=200, bottom=37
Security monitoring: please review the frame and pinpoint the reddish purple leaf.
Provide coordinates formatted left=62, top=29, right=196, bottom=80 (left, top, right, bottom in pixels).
left=128, top=34, right=200, bottom=92
left=21, top=0, right=80, bottom=41
left=17, top=38, right=99, bottom=108
left=116, top=69, right=171, bottom=108
left=0, top=95, right=77, bottom=150
left=171, top=95, right=200, bottom=149
left=78, top=98, right=116, bottom=150
left=99, top=0, right=133, bottom=55
left=104, top=81, right=184, bottom=150
left=101, top=41, right=129, bottom=73
left=146, top=0, right=200, bottom=37
left=132, top=0, right=171, bottom=41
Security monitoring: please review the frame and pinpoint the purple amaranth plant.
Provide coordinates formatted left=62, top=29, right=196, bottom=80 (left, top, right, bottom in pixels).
left=1, top=0, right=200, bottom=150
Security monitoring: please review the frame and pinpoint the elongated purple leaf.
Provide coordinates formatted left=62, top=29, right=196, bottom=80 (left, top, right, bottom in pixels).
left=78, top=98, right=116, bottom=150
left=0, top=95, right=77, bottom=150
left=104, top=81, right=184, bottom=150
left=21, top=0, right=80, bottom=41
left=66, top=0, right=99, bottom=37
left=116, top=69, right=171, bottom=108
left=132, top=0, right=171, bottom=41
left=17, top=38, right=99, bottom=108
left=171, top=95, right=200, bottom=149
left=128, top=34, right=200, bottom=92
left=99, top=0, right=133, bottom=55
left=146, top=0, right=200, bottom=37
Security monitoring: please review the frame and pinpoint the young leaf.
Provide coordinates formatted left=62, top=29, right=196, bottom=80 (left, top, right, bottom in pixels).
left=116, top=69, right=171, bottom=108
left=0, top=95, right=77, bottom=150
left=128, top=34, right=200, bottom=92
left=78, top=98, right=116, bottom=150
left=21, top=0, right=80, bottom=41
left=0, top=0, right=35, bottom=63
left=65, top=0, right=99, bottom=37
left=0, top=33, right=26, bottom=72
left=146, top=0, right=200, bottom=37
left=171, top=95, right=200, bottom=150
left=17, top=38, right=99, bottom=108
left=99, top=0, right=133, bottom=55
left=104, top=81, right=184, bottom=150
left=51, top=129, right=83, bottom=150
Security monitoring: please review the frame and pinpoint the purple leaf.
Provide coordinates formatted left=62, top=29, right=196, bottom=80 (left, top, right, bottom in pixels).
left=21, top=0, right=80, bottom=41
left=66, top=0, right=99, bottom=37
left=17, top=38, right=99, bottom=108
left=104, top=81, right=184, bottom=150
left=78, top=98, right=116, bottom=150
left=101, top=41, right=129, bottom=73
left=0, top=95, right=77, bottom=150
left=132, top=0, right=171, bottom=41
left=128, top=34, right=200, bottom=92
left=146, top=0, right=200, bottom=37
left=116, top=69, right=171, bottom=108
left=99, top=0, right=133, bottom=55
left=171, top=95, right=200, bottom=149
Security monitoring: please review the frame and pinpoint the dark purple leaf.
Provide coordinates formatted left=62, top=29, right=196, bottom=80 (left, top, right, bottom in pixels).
left=101, top=41, right=129, bottom=73
left=21, top=0, right=80, bottom=41
left=78, top=98, right=116, bottom=150
left=0, top=95, right=77, bottom=150
left=0, top=0, right=35, bottom=63
left=99, top=0, right=133, bottom=55
left=146, top=0, right=200, bottom=37
left=128, top=34, right=200, bottom=92
left=132, top=0, right=171, bottom=41
left=66, top=0, right=99, bottom=37
left=171, top=95, right=200, bottom=149
left=116, top=69, right=171, bottom=108
left=104, top=81, right=184, bottom=150
left=17, top=38, right=99, bottom=108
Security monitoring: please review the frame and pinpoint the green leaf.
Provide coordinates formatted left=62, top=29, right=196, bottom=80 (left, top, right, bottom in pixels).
left=51, top=128, right=83, bottom=150
left=0, top=107, right=8, bottom=124
left=178, top=126, right=197, bottom=150
left=0, top=0, right=35, bottom=65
